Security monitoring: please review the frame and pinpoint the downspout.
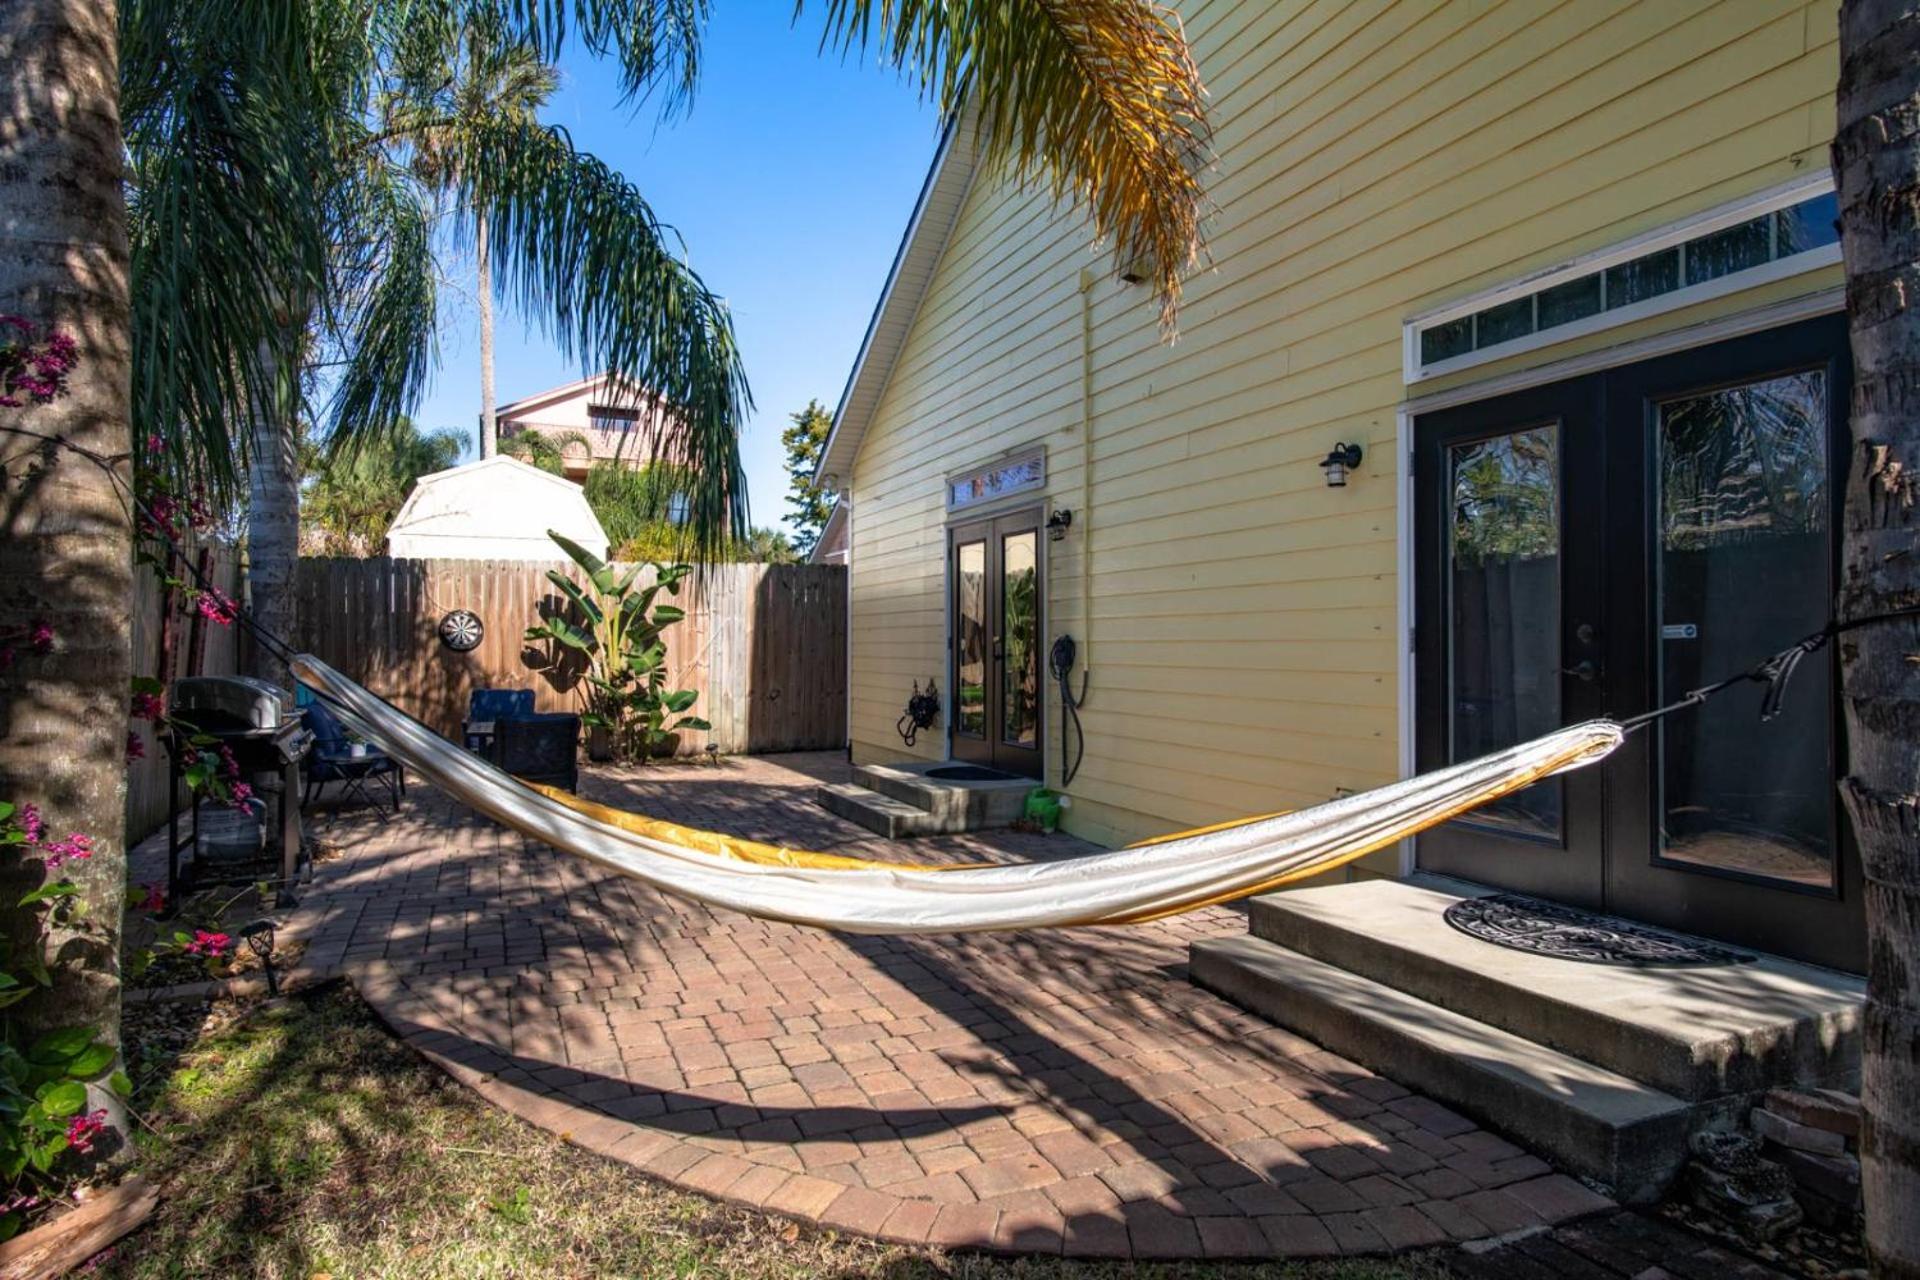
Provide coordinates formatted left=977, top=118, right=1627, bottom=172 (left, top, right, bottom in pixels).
left=1071, top=269, right=1098, bottom=788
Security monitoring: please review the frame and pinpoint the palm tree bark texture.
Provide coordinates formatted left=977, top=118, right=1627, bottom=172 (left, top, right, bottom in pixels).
left=0, top=0, right=132, bottom=1129
left=1835, top=2, right=1920, bottom=1275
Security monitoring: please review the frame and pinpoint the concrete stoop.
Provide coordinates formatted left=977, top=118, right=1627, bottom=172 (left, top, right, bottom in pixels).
left=1189, top=875, right=1865, bottom=1204
left=816, top=761, right=1034, bottom=838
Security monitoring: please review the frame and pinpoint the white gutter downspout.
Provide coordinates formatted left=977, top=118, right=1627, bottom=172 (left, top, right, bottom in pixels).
left=1068, top=269, right=1097, bottom=792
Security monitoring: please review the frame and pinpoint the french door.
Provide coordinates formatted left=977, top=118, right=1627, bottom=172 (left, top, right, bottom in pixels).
left=1414, top=316, right=1863, bottom=971
left=949, top=512, right=1044, bottom=778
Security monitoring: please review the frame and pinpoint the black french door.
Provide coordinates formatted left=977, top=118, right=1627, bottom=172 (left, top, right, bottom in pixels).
left=1414, top=315, right=1863, bottom=971
left=949, top=511, right=1043, bottom=778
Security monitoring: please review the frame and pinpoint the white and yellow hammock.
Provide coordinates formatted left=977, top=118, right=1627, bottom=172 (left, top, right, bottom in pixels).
left=293, top=655, right=1623, bottom=934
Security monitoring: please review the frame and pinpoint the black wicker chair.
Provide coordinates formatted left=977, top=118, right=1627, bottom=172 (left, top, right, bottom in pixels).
left=490, top=712, right=581, bottom=792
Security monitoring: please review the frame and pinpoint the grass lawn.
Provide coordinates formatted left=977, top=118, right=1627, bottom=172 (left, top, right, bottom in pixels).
left=102, top=983, right=1452, bottom=1280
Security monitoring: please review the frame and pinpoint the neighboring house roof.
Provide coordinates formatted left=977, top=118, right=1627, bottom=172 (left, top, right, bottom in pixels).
left=385, top=455, right=609, bottom=561
left=809, top=498, right=849, bottom=565
left=816, top=113, right=981, bottom=486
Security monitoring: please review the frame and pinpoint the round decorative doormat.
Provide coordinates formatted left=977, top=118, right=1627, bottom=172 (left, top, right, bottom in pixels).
left=925, top=765, right=1022, bottom=782
left=1443, top=893, right=1756, bottom=967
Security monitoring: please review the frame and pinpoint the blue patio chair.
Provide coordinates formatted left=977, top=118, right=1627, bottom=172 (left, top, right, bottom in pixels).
left=302, top=698, right=405, bottom=815
left=464, top=688, right=534, bottom=753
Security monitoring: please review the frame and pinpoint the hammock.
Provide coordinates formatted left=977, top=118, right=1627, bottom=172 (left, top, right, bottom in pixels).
left=291, top=654, right=1623, bottom=933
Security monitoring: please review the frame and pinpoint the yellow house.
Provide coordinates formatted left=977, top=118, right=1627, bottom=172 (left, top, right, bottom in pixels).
left=818, top=0, right=1860, bottom=977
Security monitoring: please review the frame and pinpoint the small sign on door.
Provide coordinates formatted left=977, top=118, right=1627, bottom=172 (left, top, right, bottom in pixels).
left=1662, top=623, right=1698, bottom=640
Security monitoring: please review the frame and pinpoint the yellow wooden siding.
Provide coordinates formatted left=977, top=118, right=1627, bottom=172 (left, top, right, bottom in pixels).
left=845, top=0, right=1840, bottom=855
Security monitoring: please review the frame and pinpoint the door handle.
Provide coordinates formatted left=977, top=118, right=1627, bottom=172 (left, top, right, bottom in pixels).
left=1560, top=660, right=1599, bottom=683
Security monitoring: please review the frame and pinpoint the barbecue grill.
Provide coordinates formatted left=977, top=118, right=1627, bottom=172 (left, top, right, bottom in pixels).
left=165, top=676, right=315, bottom=907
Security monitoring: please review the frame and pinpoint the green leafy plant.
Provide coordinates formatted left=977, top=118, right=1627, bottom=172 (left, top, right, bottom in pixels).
left=523, top=531, right=709, bottom=764
left=0, top=802, right=126, bottom=1240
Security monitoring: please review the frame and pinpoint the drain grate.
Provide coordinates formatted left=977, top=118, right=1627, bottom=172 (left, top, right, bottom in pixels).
left=1443, top=893, right=1756, bottom=967
left=924, top=765, right=1022, bottom=782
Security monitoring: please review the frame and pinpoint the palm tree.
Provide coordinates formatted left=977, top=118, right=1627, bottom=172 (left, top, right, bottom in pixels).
left=124, top=0, right=1209, bottom=556
left=384, top=16, right=558, bottom=459
left=499, top=427, right=589, bottom=475
left=1834, top=5, right=1920, bottom=1273
left=0, top=0, right=134, bottom=1141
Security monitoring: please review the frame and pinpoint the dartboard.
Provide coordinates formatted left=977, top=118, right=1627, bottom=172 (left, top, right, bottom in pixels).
left=438, top=609, right=484, bottom=652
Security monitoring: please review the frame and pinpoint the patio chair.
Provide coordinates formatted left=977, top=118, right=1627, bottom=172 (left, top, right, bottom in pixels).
left=464, top=688, right=534, bottom=754
left=490, top=712, right=580, bottom=793
left=302, top=697, right=406, bottom=815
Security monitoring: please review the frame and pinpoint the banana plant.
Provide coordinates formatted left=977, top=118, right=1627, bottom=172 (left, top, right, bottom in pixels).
left=523, top=530, right=709, bottom=762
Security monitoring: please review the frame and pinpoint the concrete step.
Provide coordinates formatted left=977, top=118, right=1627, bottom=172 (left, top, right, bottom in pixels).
left=1190, top=934, right=1693, bottom=1202
left=852, top=763, right=1033, bottom=830
left=814, top=783, right=948, bottom=838
left=1246, top=877, right=1863, bottom=1102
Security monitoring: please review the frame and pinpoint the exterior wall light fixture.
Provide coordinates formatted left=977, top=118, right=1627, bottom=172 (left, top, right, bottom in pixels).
left=1046, top=508, right=1074, bottom=541
left=1319, top=442, right=1363, bottom=488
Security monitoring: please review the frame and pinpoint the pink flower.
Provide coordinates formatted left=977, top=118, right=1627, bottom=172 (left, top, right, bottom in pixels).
left=125, top=731, right=145, bottom=763
left=145, top=433, right=163, bottom=455
left=138, top=883, right=165, bottom=914
left=217, top=744, right=239, bottom=779
left=130, top=691, right=164, bottom=722
left=228, top=781, right=254, bottom=812
left=185, top=930, right=231, bottom=958
left=194, top=589, right=237, bottom=626
left=64, top=1109, right=107, bottom=1155
left=28, top=622, right=52, bottom=653
left=17, top=803, right=43, bottom=845
left=42, top=832, right=93, bottom=869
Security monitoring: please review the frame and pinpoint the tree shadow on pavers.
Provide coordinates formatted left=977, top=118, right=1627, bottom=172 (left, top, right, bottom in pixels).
left=318, top=775, right=1536, bottom=1225
left=398, top=1020, right=1010, bottom=1142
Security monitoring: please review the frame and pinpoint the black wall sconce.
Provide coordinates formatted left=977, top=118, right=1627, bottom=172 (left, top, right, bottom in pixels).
left=1319, top=442, right=1364, bottom=488
left=1046, top=508, right=1074, bottom=541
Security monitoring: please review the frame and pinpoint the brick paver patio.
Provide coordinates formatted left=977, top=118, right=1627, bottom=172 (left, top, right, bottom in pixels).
left=279, top=752, right=1613, bottom=1259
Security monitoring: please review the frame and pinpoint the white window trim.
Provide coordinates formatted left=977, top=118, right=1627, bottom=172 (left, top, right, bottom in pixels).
left=1403, top=172, right=1838, bottom=385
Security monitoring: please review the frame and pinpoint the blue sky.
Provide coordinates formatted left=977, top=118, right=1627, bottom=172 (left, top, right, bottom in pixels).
left=410, top=9, right=941, bottom=537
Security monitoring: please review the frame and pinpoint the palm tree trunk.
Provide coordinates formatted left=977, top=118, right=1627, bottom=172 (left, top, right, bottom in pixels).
left=0, top=0, right=132, bottom=1136
left=478, top=213, right=495, bottom=459
left=244, top=324, right=304, bottom=687
left=1835, top=3, right=1920, bottom=1275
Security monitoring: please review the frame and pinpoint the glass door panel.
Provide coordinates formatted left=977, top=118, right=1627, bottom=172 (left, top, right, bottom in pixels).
left=1001, top=531, right=1039, bottom=750
left=955, top=540, right=988, bottom=741
left=1447, top=427, right=1562, bottom=838
left=1655, top=372, right=1834, bottom=888
left=1414, top=378, right=1606, bottom=907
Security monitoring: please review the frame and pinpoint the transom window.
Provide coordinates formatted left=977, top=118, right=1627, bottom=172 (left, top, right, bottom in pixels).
left=947, top=449, right=1044, bottom=513
left=1407, top=178, right=1841, bottom=383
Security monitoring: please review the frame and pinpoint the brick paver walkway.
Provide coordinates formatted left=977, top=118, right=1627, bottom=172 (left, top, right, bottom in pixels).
left=283, top=752, right=1612, bottom=1259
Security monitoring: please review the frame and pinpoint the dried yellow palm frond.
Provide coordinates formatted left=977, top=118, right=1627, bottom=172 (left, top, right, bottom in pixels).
left=811, top=0, right=1212, bottom=333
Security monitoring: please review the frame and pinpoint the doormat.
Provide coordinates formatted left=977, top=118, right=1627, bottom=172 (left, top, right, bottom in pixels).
left=1443, top=893, right=1757, bottom=967
left=925, top=765, right=1022, bottom=782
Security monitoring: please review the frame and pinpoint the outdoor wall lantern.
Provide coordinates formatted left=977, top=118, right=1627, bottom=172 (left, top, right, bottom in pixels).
left=1046, top=508, right=1074, bottom=541
left=1319, top=442, right=1364, bottom=488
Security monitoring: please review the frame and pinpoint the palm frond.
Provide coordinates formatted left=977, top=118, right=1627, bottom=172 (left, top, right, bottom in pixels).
left=475, top=0, right=712, bottom=110
left=121, top=0, right=337, bottom=500
left=322, top=165, right=441, bottom=448
left=808, top=0, right=1211, bottom=330
left=463, top=115, right=749, bottom=559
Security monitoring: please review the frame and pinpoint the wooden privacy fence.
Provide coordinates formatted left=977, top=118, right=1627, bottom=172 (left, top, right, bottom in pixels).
left=289, top=558, right=847, bottom=755
left=127, top=543, right=245, bottom=842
